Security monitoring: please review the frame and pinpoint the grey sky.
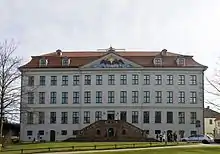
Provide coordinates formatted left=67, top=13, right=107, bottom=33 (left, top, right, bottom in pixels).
left=1, top=0, right=220, bottom=107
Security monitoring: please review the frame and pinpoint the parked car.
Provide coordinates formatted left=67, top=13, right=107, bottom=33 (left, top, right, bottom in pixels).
left=181, top=134, right=214, bottom=144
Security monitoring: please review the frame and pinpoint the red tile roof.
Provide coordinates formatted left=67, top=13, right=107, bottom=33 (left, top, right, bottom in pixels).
left=19, top=50, right=207, bottom=69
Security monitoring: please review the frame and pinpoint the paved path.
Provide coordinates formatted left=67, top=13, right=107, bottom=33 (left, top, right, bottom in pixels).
left=40, top=144, right=219, bottom=154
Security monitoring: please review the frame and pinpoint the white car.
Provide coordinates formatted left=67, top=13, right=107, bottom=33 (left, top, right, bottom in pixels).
left=181, top=134, right=214, bottom=144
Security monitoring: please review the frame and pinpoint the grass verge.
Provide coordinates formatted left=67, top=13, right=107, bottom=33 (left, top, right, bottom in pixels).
left=0, top=142, right=193, bottom=154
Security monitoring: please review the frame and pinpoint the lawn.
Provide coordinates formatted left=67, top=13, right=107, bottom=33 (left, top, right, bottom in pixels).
left=1, top=142, right=187, bottom=154
left=92, top=147, right=220, bottom=154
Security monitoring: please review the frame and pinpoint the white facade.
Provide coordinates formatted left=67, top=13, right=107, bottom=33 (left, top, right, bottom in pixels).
left=20, top=51, right=206, bottom=142
left=204, top=118, right=215, bottom=136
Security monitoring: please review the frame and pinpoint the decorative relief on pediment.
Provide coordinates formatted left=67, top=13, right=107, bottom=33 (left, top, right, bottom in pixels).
left=91, top=56, right=134, bottom=68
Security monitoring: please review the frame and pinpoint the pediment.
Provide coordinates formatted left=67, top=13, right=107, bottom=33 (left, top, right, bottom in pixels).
left=81, top=53, right=142, bottom=68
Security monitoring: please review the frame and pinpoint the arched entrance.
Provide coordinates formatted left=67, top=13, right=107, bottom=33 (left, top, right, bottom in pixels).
left=108, top=128, right=114, bottom=137
left=50, top=130, right=56, bottom=142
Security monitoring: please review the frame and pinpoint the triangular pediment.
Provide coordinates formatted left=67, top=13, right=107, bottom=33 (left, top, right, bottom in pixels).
left=81, top=52, right=143, bottom=68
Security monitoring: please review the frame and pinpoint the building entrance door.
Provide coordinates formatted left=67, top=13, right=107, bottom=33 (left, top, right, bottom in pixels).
left=108, top=128, right=114, bottom=137
left=107, top=111, right=115, bottom=120
left=50, top=130, right=56, bottom=142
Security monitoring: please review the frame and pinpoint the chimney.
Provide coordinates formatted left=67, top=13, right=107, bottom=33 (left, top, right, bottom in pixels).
left=56, top=49, right=62, bottom=56
left=207, top=106, right=210, bottom=109
left=161, top=49, right=167, bottom=56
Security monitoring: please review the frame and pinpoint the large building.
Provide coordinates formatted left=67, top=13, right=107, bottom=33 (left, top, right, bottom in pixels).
left=19, top=47, right=207, bottom=142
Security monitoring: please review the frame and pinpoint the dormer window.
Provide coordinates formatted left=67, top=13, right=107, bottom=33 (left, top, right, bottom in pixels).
left=176, top=57, right=185, bottom=66
left=154, top=58, right=162, bottom=66
left=39, top=58, right=48, bottom=67
left=62, top=57, right=70, bottom=66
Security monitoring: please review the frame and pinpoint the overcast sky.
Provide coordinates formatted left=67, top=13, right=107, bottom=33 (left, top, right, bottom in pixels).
left=1, top=0, right=220, bottom=108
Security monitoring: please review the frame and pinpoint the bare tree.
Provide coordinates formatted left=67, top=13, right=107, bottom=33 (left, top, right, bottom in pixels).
left=206, top=64, right=220, bottom=109
left=0, top=40, right=21, bottom=143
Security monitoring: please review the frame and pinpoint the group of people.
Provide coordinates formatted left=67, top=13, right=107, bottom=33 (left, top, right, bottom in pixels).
left=156, top=131, right=178, bottom=142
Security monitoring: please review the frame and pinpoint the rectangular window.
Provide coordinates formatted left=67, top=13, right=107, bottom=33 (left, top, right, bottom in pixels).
left=132, top=111, right=138, bottom=123
left=73, top=75, right=80, bottom=85
left=155, top=130, right=161, bottom=135
left=190, top=112, right=197, bottom=124
left=84, top=111, right=90, bottom=124
left=191, top=131, right=197, bottom=136
left=51, top=76, right=57, bottom=86
left=84, top=91, right=91, bottom=104
left=84, top=75, right=91, bottom=85
left=96, top=91, right=102, bottom=103
left=61, top=112, right=68, bottom=124
left=132, top=91, right=139, bottom=103
left=38, top=130, right=44, bottom=136
left=62, top=75, right=68, bottom=86
left=143, top=91, right=150, bottom=103
left=190, top=91, right=197, bottom=104
left=210, top=119, right=213, bottom=125
left=155, top=75, right=162, bottom=85
left=108, top=91, right=115, bottom=103
left=27, top=130, right=33, bottom=136
left=95, top=111, right=102, bottom=121
left=38, top=112, right=45, bottom=124
left=50, top=92, right=56, bottom=104
left=39, top=76, right=46, bottom=86
left=155, top=111, right=161, bottom=123
left=50, top=112, right=56, bottom=124
left=73, top=92, right=80, bottom=104
left=178, top=91, right=185, bottom=103
left=190, top=75, right=197, bottom=85
left=39, top=92, right=45, bottom=104
left=167, top=112, right=173, bottom=123
left=27, top=112, right=33, bottom=124
left=108, top=75, right=115, bottom=85
left=120, top=75, right=127, bottom=85
left=72, top=112, right=79, bottom=124
left=96, top=75, right=102, bottom=85
left=167, top=91, right=173, bottom=103
left=61, top=130, right=67, bottom=135
left=28, top=76, right=34, bottom=86
left=144, top=75, right=150, bottom=85
left=167, top=75, right=173, bottom=85
left=178, top=75, right=185, bottom=85
left=143, top=111, right=150, bottom=123
left=120, top=91, right=127, bottom=103
left=62, top=92, right=68, bottom=104
left=28, top=92, right=34, bottom=104
left=132, top=74, right=139, bottom=85
left=155, top=91, right=162, bottom=103
left=120, top=111, right=127, bottom=121
left=178, top=112, right=185, bottom=124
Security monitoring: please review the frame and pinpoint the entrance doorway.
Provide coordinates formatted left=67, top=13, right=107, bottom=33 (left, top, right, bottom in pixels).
left=50, top=130, right=56, bottom=142
left=107, top=111, right=115, bottom=120
left=120, top=111, right=127, bottom=121
left=167, top=130, right=172, bottom=142
left=108, top=128, right=114, bottom=137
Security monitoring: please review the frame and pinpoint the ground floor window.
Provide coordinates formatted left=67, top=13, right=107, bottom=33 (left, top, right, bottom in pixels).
left=191, top=131, right=197, bottom=136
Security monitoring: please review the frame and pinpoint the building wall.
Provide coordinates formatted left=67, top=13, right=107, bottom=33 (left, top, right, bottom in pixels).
left=204, top=118, right=215, bottom=136
left=20, top=68, right=204, bottom=141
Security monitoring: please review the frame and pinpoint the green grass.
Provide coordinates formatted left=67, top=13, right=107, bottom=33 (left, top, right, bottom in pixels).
left=94, top=147, right=220, bottom=154
left=0, top=142, right=192, bottom=154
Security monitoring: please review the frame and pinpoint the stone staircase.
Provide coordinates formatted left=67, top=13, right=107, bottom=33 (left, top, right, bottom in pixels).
left=64, top=120, right=151, bottom=142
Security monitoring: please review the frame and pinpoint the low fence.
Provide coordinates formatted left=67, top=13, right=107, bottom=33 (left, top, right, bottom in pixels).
left=1, top=142, right=187, bottom=154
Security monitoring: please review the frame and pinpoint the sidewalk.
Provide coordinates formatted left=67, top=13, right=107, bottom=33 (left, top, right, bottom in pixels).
left=41, top=143, right=212, bottom=154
